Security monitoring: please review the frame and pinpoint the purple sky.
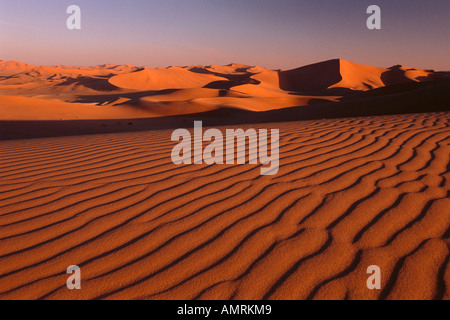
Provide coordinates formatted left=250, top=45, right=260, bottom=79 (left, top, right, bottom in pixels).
left=0, top=0, right=449, bottom=70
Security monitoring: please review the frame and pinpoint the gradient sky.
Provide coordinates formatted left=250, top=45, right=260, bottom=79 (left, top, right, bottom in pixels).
left=0, top=0, right=449, bottom=70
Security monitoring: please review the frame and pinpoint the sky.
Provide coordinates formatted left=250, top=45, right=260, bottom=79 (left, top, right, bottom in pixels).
left=0, top=0, right=449, bottom=70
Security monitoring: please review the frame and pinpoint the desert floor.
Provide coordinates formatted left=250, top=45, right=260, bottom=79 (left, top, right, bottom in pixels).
left=0, top=112, right=449, bottom=300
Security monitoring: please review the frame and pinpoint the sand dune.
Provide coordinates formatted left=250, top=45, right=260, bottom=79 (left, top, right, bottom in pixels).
left=0, top=60, right=34, bottom=76
left=1, top=59, right=448, bottom=122
left=279, top=59, right=439, bottom=94
left=108, top=67, right=227, bottom=91
left=0, top=112, right=448, bottom=300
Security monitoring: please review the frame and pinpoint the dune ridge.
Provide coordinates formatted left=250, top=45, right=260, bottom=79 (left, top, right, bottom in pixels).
left=0, top=112, right=449, bottom=300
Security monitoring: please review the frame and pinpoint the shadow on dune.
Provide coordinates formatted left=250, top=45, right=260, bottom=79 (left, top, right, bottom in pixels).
left=73, top=89, right=180, bottom=105
left=56, top=76, right=120, bottom=92
left=188, top=64, right=262, bottom=90
left=380, top=65, right=415, bottom=86
left=278, top=59, right=343, bottom=93
left=202, top=73, right=261, bottom=90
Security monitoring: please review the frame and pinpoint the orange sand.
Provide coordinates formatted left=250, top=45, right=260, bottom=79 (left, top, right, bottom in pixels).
left=0, top=113, right=449, bottom=300
left=1, top=59, right=448, bottom=121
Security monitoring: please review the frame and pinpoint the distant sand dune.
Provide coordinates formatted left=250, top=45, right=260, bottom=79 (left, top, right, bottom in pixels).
left=0, top=112, right=448, bottom=300
left=279, top=59, right=436, bottom=94
left=1, top=59, right=448, bottom=121
left=108, top=67, right=227, bottom=91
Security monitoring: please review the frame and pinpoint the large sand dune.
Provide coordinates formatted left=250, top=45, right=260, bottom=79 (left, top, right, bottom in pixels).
left=0, top=112, right=449, bottom=300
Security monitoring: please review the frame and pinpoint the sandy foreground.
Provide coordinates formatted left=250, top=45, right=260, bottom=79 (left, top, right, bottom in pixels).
left=0, top=112, right=449, bottom=300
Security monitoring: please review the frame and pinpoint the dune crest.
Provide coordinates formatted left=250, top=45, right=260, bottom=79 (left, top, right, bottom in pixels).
left=0, top=60, right=34, bottom=76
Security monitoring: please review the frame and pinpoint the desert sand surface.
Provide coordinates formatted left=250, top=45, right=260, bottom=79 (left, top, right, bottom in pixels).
left=0, top=112, right=449, bottom=300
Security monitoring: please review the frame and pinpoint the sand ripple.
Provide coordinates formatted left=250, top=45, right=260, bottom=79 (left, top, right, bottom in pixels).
left=0, top=112, right=449, bottom=300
